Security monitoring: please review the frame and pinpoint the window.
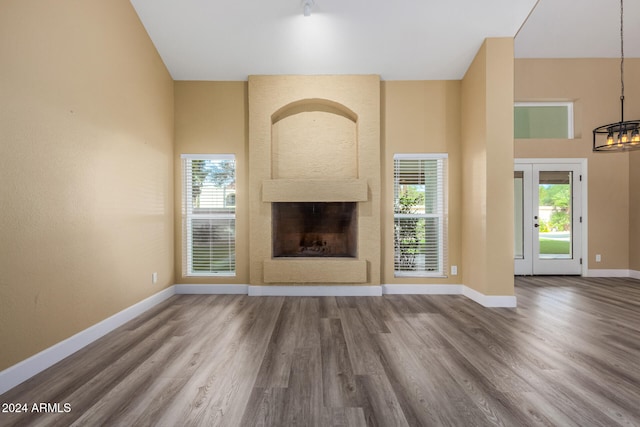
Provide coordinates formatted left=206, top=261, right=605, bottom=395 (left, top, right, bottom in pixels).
left=514, top=102, right=574, bottom=139
left=393, top=154, right=447, bottom=277
left=182, top=154, right=236, bottom=276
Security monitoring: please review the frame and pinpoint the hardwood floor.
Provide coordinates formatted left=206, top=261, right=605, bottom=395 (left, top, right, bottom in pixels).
left=2, top=276, right=640, bottom=426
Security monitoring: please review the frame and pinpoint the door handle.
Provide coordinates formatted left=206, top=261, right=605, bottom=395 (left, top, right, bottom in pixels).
left=534, top=223, right=539, bottom=228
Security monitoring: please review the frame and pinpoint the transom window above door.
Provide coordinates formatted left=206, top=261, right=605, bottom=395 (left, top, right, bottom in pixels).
left=514, top=102, right=574, bottom=139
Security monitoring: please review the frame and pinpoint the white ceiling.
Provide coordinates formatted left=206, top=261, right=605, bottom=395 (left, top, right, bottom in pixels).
left=515, top=0, right=640, bottom=59
left=129, top=0, right=640, bottom=81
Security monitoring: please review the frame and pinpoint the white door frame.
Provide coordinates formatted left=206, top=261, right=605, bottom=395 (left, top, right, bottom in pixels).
left=532, top=163, right=582, bottom=274
left=514, top=158, right=588, bottom=276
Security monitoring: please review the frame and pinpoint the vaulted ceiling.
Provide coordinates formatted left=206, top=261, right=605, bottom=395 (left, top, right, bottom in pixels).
left=129, top=0, right=640, bottom=81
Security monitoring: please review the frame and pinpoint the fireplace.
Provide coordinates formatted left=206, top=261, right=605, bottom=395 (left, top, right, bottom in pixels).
left=272, top=202, right=357, bottom=258
left=249, top=75, right=380, bottom=285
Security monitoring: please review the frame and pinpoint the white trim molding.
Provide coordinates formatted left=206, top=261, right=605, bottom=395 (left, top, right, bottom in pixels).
left=248, top=285, right=382, bottom=296
left=0, top=286, right=176, bottom=395
left=462, top=287, right=517, bottom=308
left=175, top=284, right=249, bottom=294
left=587, top=269, right=638, bottom=278
left=382, top=284, right=463, bottom=295
left=382, top=284, right=517, bottom=308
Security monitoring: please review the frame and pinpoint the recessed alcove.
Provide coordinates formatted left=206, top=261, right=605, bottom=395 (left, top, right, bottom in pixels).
left=271, top=99, right=358, bottom=180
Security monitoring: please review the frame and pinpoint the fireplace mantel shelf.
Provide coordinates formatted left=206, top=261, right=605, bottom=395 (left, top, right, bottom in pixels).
left=262, top=179, right=368, bottom=202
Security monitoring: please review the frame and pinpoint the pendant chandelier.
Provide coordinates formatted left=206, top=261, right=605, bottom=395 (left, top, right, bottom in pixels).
left=592, top=0, right=640, bottom=152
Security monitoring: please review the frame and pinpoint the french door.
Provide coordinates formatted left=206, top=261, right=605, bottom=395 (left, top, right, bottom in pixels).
left=514, top=161, right=583, bottom=275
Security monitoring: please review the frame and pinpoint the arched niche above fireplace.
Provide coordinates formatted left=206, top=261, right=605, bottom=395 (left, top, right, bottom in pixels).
left=271, top=98, right=357, bottom=123
left=270, top=98, right=358, bottom=180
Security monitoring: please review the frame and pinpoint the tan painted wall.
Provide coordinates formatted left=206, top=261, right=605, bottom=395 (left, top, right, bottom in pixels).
left=173, top=73, right=516, bottom=291
left=629, top=151, right=640, bottom=271
left=485, top=39, right=516, bottom=294
left=515, top=58, right=640, bottom=270
left=461, top=38, right=515, bottom=296
left=175, top=79, right=466, bottom=287
left=173, top=81, right=249, bottom=284
left=381, top=81, right=463, bottom=285
left=0, top=0, right=174, bottom=370
left=461, top=45, right=488, bottom=294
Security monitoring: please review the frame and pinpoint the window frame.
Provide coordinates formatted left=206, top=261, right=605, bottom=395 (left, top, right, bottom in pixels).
left=393, top=153, right=447, bottom=278
left=181, top=154, right=236, bottom=277
left=514, top=101, right=574, bottom=139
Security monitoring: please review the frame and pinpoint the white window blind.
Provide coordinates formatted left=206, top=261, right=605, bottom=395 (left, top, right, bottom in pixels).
left=393, top=154, right=447, bottom=277
left=182, top=154, right=236, bottom=276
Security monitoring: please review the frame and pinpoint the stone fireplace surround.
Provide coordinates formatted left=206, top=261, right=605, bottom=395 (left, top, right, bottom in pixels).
left=249, top=75, right=381, bottom=287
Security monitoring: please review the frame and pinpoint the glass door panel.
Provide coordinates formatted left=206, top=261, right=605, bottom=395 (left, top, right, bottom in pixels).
left=514, top=165, right=533, bottom=275
left=537, top=171, right=573, bottom=260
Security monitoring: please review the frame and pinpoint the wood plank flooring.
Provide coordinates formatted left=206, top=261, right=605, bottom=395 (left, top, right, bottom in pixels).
left=2, top=276, right=640, bottom=426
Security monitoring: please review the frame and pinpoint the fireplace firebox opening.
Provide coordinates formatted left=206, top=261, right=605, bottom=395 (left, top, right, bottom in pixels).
left=272, top=202, right=357, bottom=258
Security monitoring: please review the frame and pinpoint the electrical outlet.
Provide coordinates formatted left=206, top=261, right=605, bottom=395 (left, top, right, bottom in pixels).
left=595, top=254, right=601, bottom=263
left=152, top=272, right=158, bottom=284
left=451, top=265, right=458, bottom=276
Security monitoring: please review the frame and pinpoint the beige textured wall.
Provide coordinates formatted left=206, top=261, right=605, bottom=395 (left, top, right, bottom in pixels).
left=0, top=0, right=174, bottom=370
left=461, top=43, right=489, bottom=294
left=381, top=81, right=462, bottom=285
left=515, top=58, right=640, bottom=270
left=461, top=38, right=515, bottom=296
left=273, top=111, right=357, bottom=179
left=631, top=151, right=640, bottom=271
left=485, top=39, right=516, bottom=294
left=173, top=81, right=249, bottom=284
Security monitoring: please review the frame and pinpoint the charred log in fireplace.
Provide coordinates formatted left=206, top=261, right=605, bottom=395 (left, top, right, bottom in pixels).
left=272, top=202, right=357, bottom=258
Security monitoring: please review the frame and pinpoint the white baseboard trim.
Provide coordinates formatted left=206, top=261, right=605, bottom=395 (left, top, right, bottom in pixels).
left=0, top=286, right=176, bottom=396
left=382, top=284, right=464, bottom=295
left=382, top=284, right=516, bottom=307
left=587, top=269, right=633, bottom=278
left=248, top=285, right=383, bottom=296
left=631, top=270, right=640, bottom=280
left=175, top=284, right=249, bottom=294
left=462, top=286, right=517, bottom=308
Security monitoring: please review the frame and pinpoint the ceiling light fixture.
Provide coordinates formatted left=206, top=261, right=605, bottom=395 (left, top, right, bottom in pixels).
left=593, top=0, right=640, bottom=152
left=303, top=0, right=314, bottom=17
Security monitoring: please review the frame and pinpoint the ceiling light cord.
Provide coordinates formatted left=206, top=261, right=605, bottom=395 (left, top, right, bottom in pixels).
left=620, top=0, right=624, bottom=121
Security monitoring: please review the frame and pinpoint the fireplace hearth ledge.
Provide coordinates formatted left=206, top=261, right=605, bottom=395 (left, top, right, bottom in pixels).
left=263, top=259, right=367, bottom=283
